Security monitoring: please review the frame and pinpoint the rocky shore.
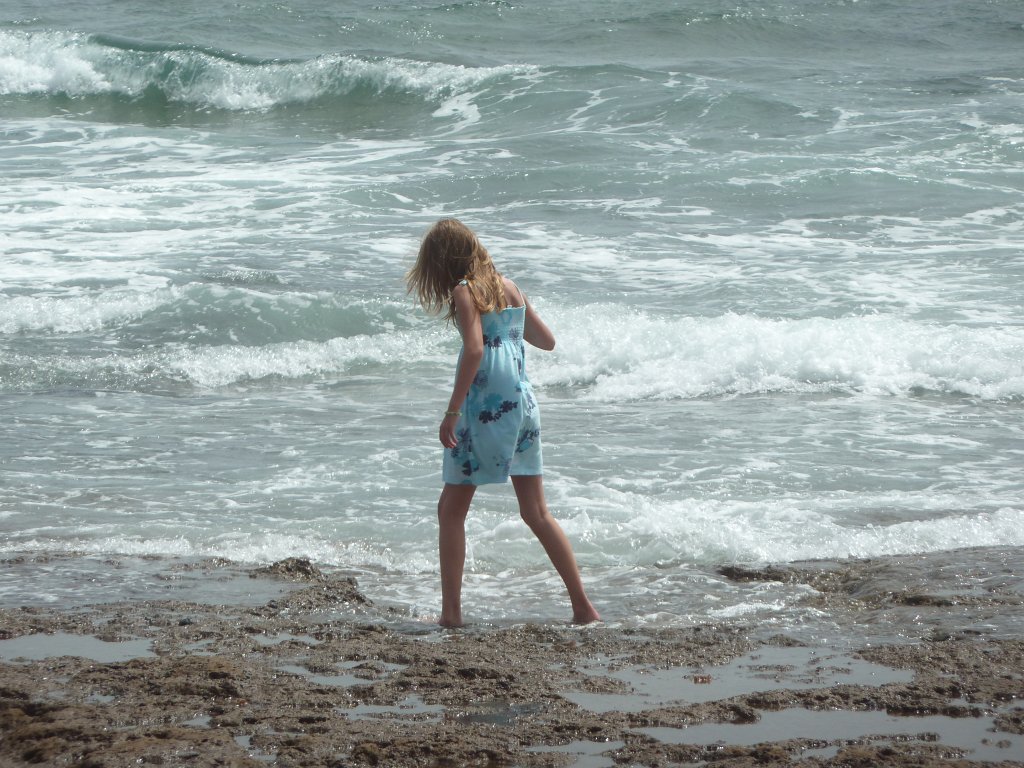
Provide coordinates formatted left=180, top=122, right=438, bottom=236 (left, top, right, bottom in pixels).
left=1, top=556, right=1022, bottom=767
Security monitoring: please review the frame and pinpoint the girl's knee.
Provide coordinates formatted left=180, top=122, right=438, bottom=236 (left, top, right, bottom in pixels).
left=519, top=503, right=548, bottom=530
left=438, top=502, right=468, bottom=523
left=438, top=484, right=474, bottom=521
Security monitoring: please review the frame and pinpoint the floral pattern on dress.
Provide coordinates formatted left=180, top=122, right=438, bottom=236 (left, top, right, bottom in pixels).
left=442, top=300, right=543, bottom=486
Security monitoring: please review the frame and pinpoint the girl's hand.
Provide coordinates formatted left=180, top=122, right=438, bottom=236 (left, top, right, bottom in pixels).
left=439, top=412, right=460, bottom=448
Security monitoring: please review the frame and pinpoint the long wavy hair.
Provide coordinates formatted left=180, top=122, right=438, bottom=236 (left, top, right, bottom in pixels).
left=406, top=218, right=507, bottom=324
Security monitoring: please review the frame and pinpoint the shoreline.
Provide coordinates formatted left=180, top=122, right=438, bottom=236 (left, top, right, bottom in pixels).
left=1, top=556, right=1022, bottom=767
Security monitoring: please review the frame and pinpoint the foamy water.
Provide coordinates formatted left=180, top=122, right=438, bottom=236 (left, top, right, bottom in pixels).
left=1, top=0, right=1022, bottom=636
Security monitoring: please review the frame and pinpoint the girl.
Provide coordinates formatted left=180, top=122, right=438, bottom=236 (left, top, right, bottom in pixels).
left=407, top=218, right=600, bottom=628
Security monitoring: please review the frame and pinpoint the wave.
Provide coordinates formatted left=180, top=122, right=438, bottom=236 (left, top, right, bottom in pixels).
left=534, top=309, right=1024, bottom=401
left=4, top=503, right=1021, bottom=573
left=0, top=29, right=534, bottom=111
left=3, top=298, right=1021, bottom=399
left=480, top=496, right=1024, bottom=568
left=0, top=288, right=174, bottom=336
left=0, top=330, right=449, bottom=393
left=0, top=283, right=414, bottom=342
left=0, top=533, right=422, bottom=573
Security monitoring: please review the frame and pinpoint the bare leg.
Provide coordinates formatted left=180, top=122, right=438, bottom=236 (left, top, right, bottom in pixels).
left=511, top=474, right=600, bottom=624
left=437, top=483, right=476, bottom=628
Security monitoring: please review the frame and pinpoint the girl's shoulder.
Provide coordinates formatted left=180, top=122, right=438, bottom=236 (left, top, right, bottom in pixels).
left=450, top=280, right=477, bottom=313
left=500, top=275, right=526, bottom=307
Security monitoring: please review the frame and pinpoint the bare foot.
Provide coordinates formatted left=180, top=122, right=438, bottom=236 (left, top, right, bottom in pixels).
left=438, top=615, right=464, bottom=629
left=572, top=605, right=601, bottom=625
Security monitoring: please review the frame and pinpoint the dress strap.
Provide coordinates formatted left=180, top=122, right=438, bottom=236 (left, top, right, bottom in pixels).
left=507, top=279, right=526, bottom=308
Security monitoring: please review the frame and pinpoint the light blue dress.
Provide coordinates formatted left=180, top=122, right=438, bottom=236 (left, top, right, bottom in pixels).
left=442, top=288, right=542, bottom=485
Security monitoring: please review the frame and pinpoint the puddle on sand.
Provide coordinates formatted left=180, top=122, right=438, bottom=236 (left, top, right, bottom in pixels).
left=565, top=645, right=913, bottom=713
left=275, top=664, right=366, bottom=688
left=251, top=632, right=321, bottom=647
left=341, top=695, right=444, bottom=722
left=234, top=734, right=276, bottom=764
left=0, top=555, right=299, bottom=609
left=637, top=709, right=1024, bottom=763
left=275, top=659, right=406, bottom=688
left=453, top=699, right=545, bottom=726
left=0, top=632, right=154, bottom=663
left=526, top=739, right=626, bottom=768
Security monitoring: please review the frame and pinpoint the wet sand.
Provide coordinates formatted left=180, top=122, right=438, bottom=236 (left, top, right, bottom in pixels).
left=1, top=556, right=1022, bottom=767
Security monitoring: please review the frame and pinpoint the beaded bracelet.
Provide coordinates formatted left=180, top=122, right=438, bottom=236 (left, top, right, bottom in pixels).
left=444, top=410, right=462, bottom=417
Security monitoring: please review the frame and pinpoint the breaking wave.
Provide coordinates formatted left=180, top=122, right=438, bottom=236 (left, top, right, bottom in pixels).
left=0, top=29, right=534, bottom=111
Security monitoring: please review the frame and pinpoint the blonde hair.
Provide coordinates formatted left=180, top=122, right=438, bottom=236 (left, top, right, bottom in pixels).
left=406, top=218, right=507, bottom=324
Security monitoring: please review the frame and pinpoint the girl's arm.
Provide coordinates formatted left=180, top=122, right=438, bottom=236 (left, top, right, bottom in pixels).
left=523, top=297, right=556, bottom=351
left=440, top=284, right=484, bottom=449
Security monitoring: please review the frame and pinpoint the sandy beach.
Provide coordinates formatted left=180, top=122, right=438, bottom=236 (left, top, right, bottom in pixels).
left=1, top=554, right=1021, bottom=767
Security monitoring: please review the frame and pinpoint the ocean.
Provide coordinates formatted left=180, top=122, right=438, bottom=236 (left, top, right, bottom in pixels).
left=2, top=0, right=1022, bottom=643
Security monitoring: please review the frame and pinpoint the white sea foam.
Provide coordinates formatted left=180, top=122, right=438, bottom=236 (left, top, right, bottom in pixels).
left=0, top=30, right=108, bottom=95
left=0, top=288, right=175, bottom=334
left=534, top=309, right=1024, bottom=401
left=0, top=29, right=535, bottom=110
left=5, top=300, right=1021, bottom=400
left=4, top=499, right=1020, bottom=573
left=466, top=485, right=1024, bottom=568
left=0, top=533, right=432, bottom=574
left=613, top=498, right=1024, bottom=565
left=160, top=330, right=444, bottom=388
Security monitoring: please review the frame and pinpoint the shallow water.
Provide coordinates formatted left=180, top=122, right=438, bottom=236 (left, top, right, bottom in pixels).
left=0, top=632, right=154, bottom=663
left=565, top=645, right=914, bottom=712
left=639, top=710, right=1024, bottom=763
